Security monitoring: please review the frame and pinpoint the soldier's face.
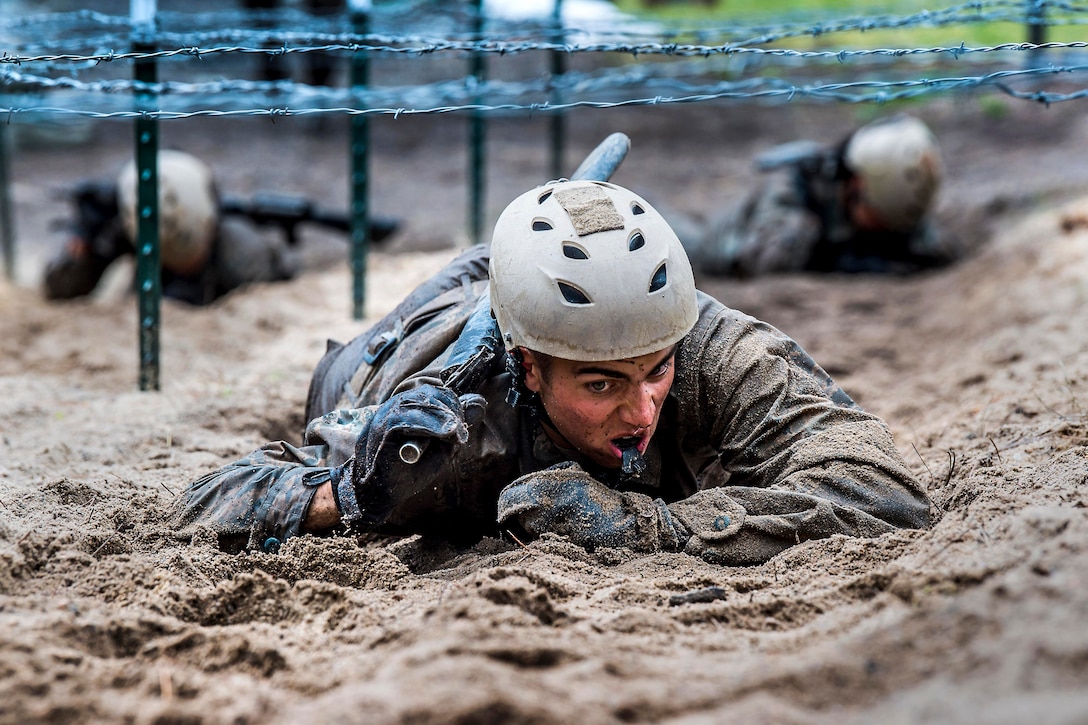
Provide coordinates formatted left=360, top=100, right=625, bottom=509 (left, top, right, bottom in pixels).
left=846, top=178, right=891, bottom=232
left=520, top=345, right=677, bottom=470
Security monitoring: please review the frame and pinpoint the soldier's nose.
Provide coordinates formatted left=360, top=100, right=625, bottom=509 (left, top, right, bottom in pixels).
left=621, top=385, right=656, bottom=428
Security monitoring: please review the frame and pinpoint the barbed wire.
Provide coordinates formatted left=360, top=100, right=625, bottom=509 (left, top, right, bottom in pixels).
left=4, top=1, right=1088, bottom=64
left=2, top=1, right=1087, bottom=119
left=0, top=49, right=1076, bottom=108
left=5, top=39, right=1088, bottom=68
left=5, top=62, right=1086, bottom=120
left=0, top=55, right=943, bottom=102
left=4, top=1, right=1087, bottom=40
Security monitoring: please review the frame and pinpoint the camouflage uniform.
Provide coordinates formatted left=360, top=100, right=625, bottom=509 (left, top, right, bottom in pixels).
left=683, top=142, right=956, bottom=278
left=173, top=244, right=931, bottom=565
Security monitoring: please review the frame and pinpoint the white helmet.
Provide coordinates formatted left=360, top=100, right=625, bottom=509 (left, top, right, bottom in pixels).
left=117, top=150, right=218, bottom=276
left=844, top=115, right=943, bottom=232
left=489, top=180, right=698, bottom=362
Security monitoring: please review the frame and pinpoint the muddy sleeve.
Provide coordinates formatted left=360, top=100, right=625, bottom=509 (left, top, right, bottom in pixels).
left=171, top=407, right=374, bottom=550
left=170, top=441, right=339, bottom=551
left=674, top=304, right=933, bottom=565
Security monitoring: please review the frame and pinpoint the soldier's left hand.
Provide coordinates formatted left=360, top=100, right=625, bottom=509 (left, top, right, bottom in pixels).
left=496, top=462, right=687, bottom=553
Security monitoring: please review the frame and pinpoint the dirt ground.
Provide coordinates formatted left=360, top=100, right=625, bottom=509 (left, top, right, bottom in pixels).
left=3, top=85, right=1088, bottom=724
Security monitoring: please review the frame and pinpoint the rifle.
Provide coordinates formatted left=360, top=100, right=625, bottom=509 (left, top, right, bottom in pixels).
left=753, top=139, right=828, bottom=172
left=397, top=132, right=632, bottom=465
left=753, top=138, right=845, bottom=185
left=219, top=192, right=400, bottom=246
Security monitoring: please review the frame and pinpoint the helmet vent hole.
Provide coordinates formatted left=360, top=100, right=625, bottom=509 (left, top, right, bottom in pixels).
left=558, top=281, right=591, bottom=305
left=628, top=232, right=645, bottom=252
left=562, top=243, right=589, bottom=260
left=538, top=190, right=553, bottom=204
left=533, top=220, right=554, bottom=231
left=632, top=203, right=645, bottom=215
left=649, top=263, right=668, bottom=293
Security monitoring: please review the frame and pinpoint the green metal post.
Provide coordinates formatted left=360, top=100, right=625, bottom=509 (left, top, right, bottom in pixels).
left=1026, top=0, right=1046, bottom=68
left=469, top=0, right=486, bottom=246
left=0, top=121, right=14, bottom=282
left=132, top=0, right=161, bottom=391
left=549, top=0, right=566, bottom=180
left=349, top=0, right=371, bottom=320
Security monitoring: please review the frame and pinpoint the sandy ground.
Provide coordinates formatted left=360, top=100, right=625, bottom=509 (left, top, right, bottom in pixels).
left=3, top=89, right=1088, bottom=723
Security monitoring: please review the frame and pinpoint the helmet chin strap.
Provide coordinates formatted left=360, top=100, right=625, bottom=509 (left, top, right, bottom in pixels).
left=504, top=347, right=532, bottom=409
left=505, top=347, right=560, bottom=431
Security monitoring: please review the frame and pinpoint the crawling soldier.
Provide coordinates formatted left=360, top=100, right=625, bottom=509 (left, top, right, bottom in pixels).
left=173, top=178, right=932, bottom=565
left=683, top=114, right=958, bottom=277
left=44, top=150, right=301, bottom=305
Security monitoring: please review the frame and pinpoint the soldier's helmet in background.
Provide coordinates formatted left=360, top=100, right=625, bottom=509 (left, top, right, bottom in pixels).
left=117, top=150, right=218, bottom=275
left=844, top=115, right=943, bottom=232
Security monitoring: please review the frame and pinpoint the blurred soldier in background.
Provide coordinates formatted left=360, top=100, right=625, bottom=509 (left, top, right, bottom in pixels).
left=43, top=149, right=397, bottom=306
left=682, top=114, right=959, bottom=277
left=44, top=150, right=300, bottom=306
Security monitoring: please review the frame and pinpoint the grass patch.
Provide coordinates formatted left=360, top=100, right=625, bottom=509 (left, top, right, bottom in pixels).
left=613, top=0, right=1075, bottom=49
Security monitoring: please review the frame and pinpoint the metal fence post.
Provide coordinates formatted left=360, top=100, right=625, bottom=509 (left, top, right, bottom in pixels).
left=349, top=0, right=372, bottom=320
left=468, top=0, right=486, bottom=246
left=549, top=0, right=566, bottom=181
left=0, top=121, right=14, bottom=282
left=1026, top=0, right=1046, bottom=68
left=132, top=0, right=161, bottom=391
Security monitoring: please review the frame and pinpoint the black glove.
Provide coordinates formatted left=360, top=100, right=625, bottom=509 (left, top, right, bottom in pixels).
left=496, top=462, right=746, bottom=559
left=334, top=384, right=486, bottom=531
left=43, top=251, right=112, bottom=300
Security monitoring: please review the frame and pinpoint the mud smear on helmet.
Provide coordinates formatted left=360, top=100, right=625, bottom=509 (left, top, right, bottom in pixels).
left=615, top=437, right=646, bottom=476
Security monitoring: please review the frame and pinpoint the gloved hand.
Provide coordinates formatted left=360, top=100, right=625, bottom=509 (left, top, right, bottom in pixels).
left=497, top=462, right=746, bottom=560
left=43, top=250, right=111, bottom=300
left=666, top=488, right=745, bottom=561
left=496, top=462, right=684, bottom=553
left=334, top=383, right=486, bottom=530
